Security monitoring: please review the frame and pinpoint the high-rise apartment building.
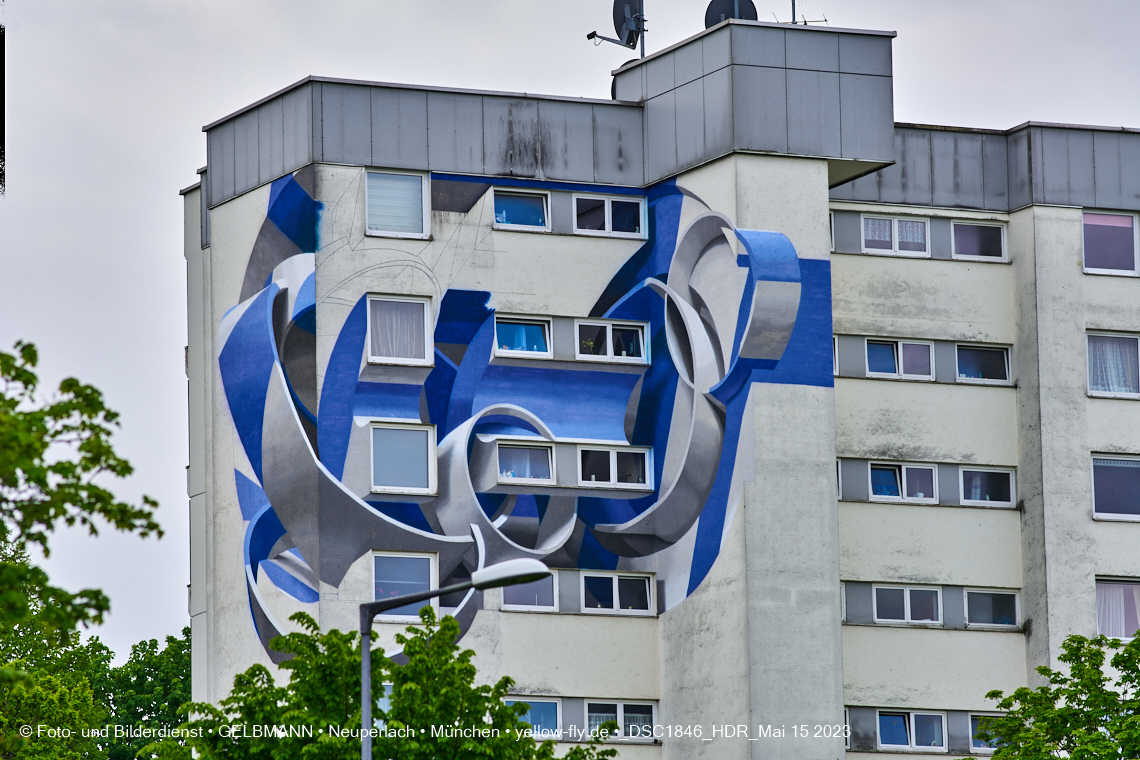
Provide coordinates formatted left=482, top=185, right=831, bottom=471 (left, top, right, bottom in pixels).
left=181, top=17, right=1140, bottom=759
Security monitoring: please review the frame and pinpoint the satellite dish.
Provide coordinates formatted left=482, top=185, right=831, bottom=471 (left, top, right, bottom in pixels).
left=613, top=0, right=644, bottom=48
left=704, top=0, right=758, bottom=28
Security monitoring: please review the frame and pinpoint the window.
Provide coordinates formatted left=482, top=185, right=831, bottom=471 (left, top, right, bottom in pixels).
left=1083, top=211, right=1138, bottom=274
left=1093, top=456, right=1140, bottom=519
left=502, top=574, right=557, bottom=611
left=578, top=447, right=651, bottom=489
left=371, top=423, right=436, bottom=495
left=1097, top=580, right=1140, bottom=639
left=862, top=215, right=929, bottom=256
left=505, top=699, right=560, bottom=737
left=869, top=463, right=937, bottom=503
left=966, top=590, right=1019, bottom=627
left=833, top=335, right=838, bottom=376
left=970, top=714, right=999, bottom=753
left=873, top=585, right=941, bottom=625
left=865, top=339, right=934, bottom=380
left=956, top=345, right=1009, bottom=384
left=493, top=189, right=549, bottom=231
left=366, top=171, right=429, bottom=239
left=581, top=573, right=654, bottom=615
left=373, top=553, right=435, bottom=618
left=367, top=295, right=432, bottom=366
left=1087, top=334, right=1140, bottom=397
left=497, top=443, right=553, bottom=485
left=587, top=702, right=655, bottom=739
left=959, top=467, right=1015, bottom=507
left=573, top=195, right=646, bottom=239
left=494, top=317, right=553, bottom=359
left=878, top=711, right=946, bottom=752
left=575, top=320, right=648, bottom=363
left=952, top=222, right=1006, bottom=261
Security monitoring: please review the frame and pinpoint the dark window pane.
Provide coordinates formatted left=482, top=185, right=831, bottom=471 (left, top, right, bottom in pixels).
left=372, top=427, right=430, bottom=489
left=871, top=466, right=901, bottom=497
left=957, top=346, right=1008, bottom=380
left=374, top=555, right=431, bottom=616
left=876, top=587, right=905, bottom=620
left=611, top=200, right=642, bottom=233
left=1094, top=458, right=1140, bottom=515
left=612, top=326, right=643, bottom=358
left=867, top=341, right=898, bottom=374
left=898, top=219, right=927, bottom=252
left=909, top=589, right=939, bottom=621
left=1088, top=335, right=1140, bottom=394
left=499, top=446, right=551, bottom=480
left=971, top=716, right=997, bottom=749
left=901, top=343, right=931, bottom=376
left=913, top=714, right=944, bottom=747
left=864, top=218, right=892, bottom=249
left=583, top=576, right=614, bottom=609
left=581, top=449, right=611, bottom=483
left=618, top=577, right=650, bottom=610
left=955, top=223, right=1004, bottom=258
left=503, top=575, right=555, bottom=607
left=496, top=321, right=548, bottom=353
left=962, top=470, right=1012, bottom=503
left=507, top=700, right=559, bottom=733
left=968, top=591, right=1017, bottom=626
left=576, top=197, right=606, bottom=230
left=623, top=704, right=654, bottom=736
left=588, top=703, right=619, bottom=735
left=495, top=192, right=547, bottom=227
left=1084, top=213, right=1136, bottom=271
left=578, top=324, right=608, bottom=356
left=879, top=713, right=909, bottom=746
left=616, top=452, right=646, bottom=485
left=904, top=467, right=935, bottom=499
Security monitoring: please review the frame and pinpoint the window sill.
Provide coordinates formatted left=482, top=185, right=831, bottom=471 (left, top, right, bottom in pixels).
left=365, top=230, right=432, bottom=241
left=839, top=499, right=1017, bottom=512
left=494, top=350, right=554, bottom=361
left=500, top=605, right=560, bottom=613
left=576, top=483, right=653, bottom=492
left=367, top=358, right=435, bottom=368
left=955, top=378, right=1013, bottom=387
left=1093, top=513, right=1140, bottom=522
left=843, top=621, right=1025, bottom=633
left=574, top=356, right=650, bottom=366
left=1088, top=391, right=1140, bottom=400
left=859, top=249, right=932, bottom=259
left=951, top=255, right=1010, bottom=264
left=493, top=224, right=551, bottom=233
left=370, top=488, right=437, bottom=497
left=573, top=229, right=648, bottom=241
left=1083, top=268, right=1140, bottom=277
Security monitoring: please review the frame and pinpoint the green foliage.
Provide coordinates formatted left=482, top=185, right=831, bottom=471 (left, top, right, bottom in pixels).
left=979, top=634, right=1140, bottom=758
left=145, top=609, right=617, bottom=760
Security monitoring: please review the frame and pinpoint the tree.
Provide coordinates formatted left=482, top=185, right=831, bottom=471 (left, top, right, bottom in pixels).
left=146, top=609, right=618, bottom=760
left=978, top=633, right=1140, bottom=758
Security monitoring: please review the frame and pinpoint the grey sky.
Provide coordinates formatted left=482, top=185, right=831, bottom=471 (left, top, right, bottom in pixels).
left=2, top=0, right=1138, bottom=663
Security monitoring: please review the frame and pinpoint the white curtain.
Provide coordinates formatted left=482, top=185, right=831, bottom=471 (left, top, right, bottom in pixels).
left=1097, top=583, right=1140, bottom=638
left=370, top=300, right=425, bottom=360
left=1088, top=335, right=1139, bottom=394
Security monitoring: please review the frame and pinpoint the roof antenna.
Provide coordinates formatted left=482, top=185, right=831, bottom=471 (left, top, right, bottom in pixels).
left=587, top=0, right=647, bottom=58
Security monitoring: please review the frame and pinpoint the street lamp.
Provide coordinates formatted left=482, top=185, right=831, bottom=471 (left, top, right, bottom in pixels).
left=360, top=558, right=550, bottom=759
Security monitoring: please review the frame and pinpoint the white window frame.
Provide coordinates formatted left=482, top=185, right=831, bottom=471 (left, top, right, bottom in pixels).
left=845, top=708, right=850, bottom=750
left=968, top=713, right=1001, bottom=755
left=1095, top=578, right=1139, bottom=641
left=964, top=588, right=1020, bottom=630
left=505, top=697, right=562, bottom=738
left=493, top=315, right=554, bottom=360
left=955, top=343, right=1011, bottom=386
left=492, top=188, right=552, bottom=232
left=1086, top=332, right=1140, bottom=399
left=830, top=211, right=836, bottom=252
left=868, top=462, right=938, bottom=504
left=832, top=335, right=839, bottom=376
left=872, top=584, right=943, bottom=626
left=580, top=571, right=655, bottom=617
left=371, top=551, right=437, bottom=622
left=576, top=445, right=653, bottom=490
left=574, top=319, right=650, bottom=364
left=1091, top=454, right=1140, bottom=522
left=860, top=214, right=931, bottom=258
left=366, top=295, right=434, bottom=367
left=958, top=466, right=1016, bottom=508
left=572, top=194, right=648, bottom=240
left=496, top=441, right=556, bottom=486
left=369, top=421, right=438, bottom=496
left=864, top=338, right=935, bottom=381
left=364, top=169, right=431, bottom=240
left=1082, top=209, right=1140, bottom=277
left=951, top=220, right=1008, bottom=262
left=500, top=571, right=559, bottom=612
left=876, top=710, right=948, bottom=753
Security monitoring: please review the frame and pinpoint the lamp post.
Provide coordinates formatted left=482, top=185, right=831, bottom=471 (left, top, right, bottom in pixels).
left=360, top=558, right=550, bottom=759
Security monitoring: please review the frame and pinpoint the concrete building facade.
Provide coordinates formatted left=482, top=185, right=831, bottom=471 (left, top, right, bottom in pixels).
left=182, top=18, right=1140, bottom=759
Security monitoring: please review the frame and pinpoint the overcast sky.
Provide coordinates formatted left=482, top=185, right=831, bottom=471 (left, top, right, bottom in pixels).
left=2, top=0, right=1139, bottom=664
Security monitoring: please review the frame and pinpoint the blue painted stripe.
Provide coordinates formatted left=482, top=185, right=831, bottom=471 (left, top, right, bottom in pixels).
left=317, top=296, right=368, bottom=480
left=218, top=287, right=279, bottom=483
left=234, top=470, right=271, bottom=520
left=353, top=381, right=422, bottom=421
left=260, top=560, right=319, bottom=603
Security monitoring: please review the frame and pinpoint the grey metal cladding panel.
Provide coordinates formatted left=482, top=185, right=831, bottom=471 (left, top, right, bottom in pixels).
left=784, top=29, right=839, bottom=72
left=370, top=88, right=428, bottom=170
left=674, top=79, right=706, bottom=170
left=427, top=92, right=484, bottom=174
left=730, top=24, right=785, bottom=68
left=829, top=181, right=855, bottom=200
left=483, top=97, right=540, bottom=178
left=731, top=66, right=787, bottom=154
left=206, top=121, right=234, bottom=206
left=934, top=341, right=957, bottom=383
left=943, top=586, right=965, bottom=629
left=613, top=69, right=644, bottom=103
left=844, top=581, right=873, bottom=623
left=592, top=105, right=644, bottom=185
left=281, top=84, right=312, bottom=172
left=840, top=458, right=869, bottom=500
left=876, top=129, right=932, bottom=206
left=786, top=69, right=841, bottom=158
left=537, top=100, right=594, bottom=183
left=937, top=461, right=960, bottom=504
left=832, top=211, right=862, bottom=254
left=1007, top=129, right=1031, bottom=209
left=645, top=51, right=676, bottom=99
left=947, top=711, right=972, bottom=753
left=674, top=39, right=704, bottom=87
left=836, top=334, right=866, bottom=376
left=645, top=91, right=679, bottom=182
left=1037, top=128, right=1095, bottom=206
left=838, top=34, right=892, bottom=76
left=1094, top=132, right=1140, bottom=210
left=929, top=217, right=952, bottom=259
left=838, top=74, right=893, bottom=162
left=320, top=83, right=372, bottom=166
left=702, top=66, right=733, bottom=158
left=258, top=98, right=285, bottom=185
left=846, top=171, right=881, bottom=201
left=311, top=82, right=324, bottom=162
left=702, top=25, right=732, bottom=73
left=848, top=706, right=877, bottom=751
left=233, top=109, right=260, bottom=196
left=930, top=131, right=984, bottom=209
left=982, top=133, right=1009, bottom=211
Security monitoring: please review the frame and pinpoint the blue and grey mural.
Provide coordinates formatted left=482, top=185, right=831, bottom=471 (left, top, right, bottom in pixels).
left=218, top=167, right=832, bottom=659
